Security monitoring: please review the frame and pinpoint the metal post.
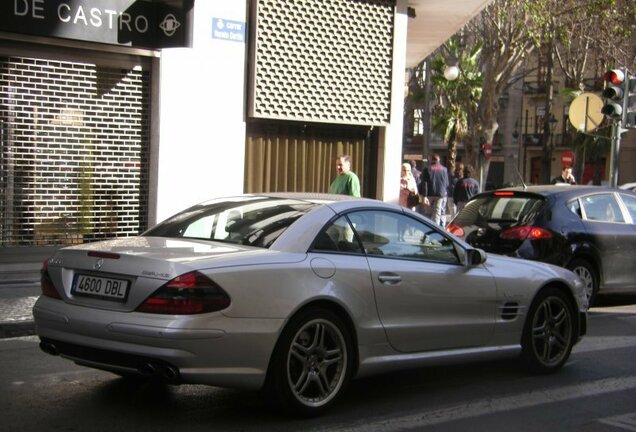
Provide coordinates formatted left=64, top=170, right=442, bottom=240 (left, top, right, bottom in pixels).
left=422, top=58, right=432, bottom=161
left=608, top=121, right=623, bottom=188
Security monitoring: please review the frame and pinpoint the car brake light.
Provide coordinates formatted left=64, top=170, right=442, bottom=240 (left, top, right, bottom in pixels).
left=500, top=226, right=553, bottom=240
left=136, top=271, right=231, bottom=314
left=41, top=259, right=62, bottom=299
left=87, top=251, right=120, bottom=259
left=447, top=224, right=465, bottom=236
left=494, top=191, right=515, bottom=197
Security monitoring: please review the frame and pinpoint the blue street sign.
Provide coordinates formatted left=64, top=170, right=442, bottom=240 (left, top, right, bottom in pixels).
left=211, top=18, right=245, bottom=43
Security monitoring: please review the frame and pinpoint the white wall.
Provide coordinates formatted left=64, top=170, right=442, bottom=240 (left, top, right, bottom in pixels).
left=155, top=0, right=410, bottom=221
left=378, top=0, right=408, bottom=204
left=155, top=1, right=247, bottom=223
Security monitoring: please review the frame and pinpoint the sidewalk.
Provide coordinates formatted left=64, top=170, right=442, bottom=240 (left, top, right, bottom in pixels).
left=0, top=262, right=41, bottom=338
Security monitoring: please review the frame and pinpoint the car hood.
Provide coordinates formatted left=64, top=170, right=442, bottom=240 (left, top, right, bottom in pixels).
left=485, top=252, right=568, bottom=278
left=48, top=236, right=305, bottom=281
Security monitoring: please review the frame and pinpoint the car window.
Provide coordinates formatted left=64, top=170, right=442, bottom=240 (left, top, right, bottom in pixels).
left=348, top=210, right=459, bottom=264
left=312, top=216, right=363, bottom=253
left=454, top=194, right=544, bottom=227
left=618, top=193, right=636, bottom=223
left=144, top=197, right=319, bottom=248
left=580, top=193, right=625, bottom=223
left=567, top=198, right=582, bottom=219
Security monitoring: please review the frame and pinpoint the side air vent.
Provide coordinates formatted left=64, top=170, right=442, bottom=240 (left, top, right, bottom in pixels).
left=499, top=302, right=522, bottom=321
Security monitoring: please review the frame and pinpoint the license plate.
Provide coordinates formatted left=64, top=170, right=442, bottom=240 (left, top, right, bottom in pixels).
left=72, top=274, right=129, bottom=301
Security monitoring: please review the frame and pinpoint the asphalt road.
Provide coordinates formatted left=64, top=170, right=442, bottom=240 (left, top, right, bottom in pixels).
left=1, top=300, right=635, bottom=431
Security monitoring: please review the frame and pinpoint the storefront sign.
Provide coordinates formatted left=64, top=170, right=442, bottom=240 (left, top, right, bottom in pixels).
left=0, top=0, right=190, bottom=49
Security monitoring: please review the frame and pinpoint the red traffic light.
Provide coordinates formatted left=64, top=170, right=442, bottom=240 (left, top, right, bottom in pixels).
left=603, top=69, right=625, bottom=85
left=602, top=68, right=627, bottom=119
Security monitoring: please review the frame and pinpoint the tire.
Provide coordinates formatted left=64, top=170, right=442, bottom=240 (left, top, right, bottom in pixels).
left=265, top=307, right=353, bottom=416
left=521, top=287, right=575, bottom=373
left=567, top=258, right=598, bottom=306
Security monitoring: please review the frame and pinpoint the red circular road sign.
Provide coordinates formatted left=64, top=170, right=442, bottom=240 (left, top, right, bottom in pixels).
left=561, top=151, right=574, bottom=166
left=484, top=144, right=492, bottom=159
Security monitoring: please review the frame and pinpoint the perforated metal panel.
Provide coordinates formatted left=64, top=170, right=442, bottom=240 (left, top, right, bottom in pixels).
left=0, top=56, right=150, bottom=247
left=250, top=0, right=395, bottom=126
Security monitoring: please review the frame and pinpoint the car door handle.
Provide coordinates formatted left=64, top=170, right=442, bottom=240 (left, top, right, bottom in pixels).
left=378, top=272, right=402, bottom=285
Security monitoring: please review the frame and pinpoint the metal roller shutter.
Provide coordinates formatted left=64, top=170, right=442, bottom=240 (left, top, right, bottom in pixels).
left=0, top=55, right=150, bottom=247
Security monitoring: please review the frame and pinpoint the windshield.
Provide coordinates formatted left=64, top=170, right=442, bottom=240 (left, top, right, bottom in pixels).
left=143, top=196, right=319, bottom=248
left=454, top=194, right=545, bottom=227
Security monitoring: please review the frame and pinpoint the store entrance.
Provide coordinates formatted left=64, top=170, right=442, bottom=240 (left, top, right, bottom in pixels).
left=0, top=52, right=151, bottom=263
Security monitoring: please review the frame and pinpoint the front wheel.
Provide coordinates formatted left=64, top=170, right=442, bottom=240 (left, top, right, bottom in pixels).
left=521, top=288, right=575, bottom=373
left=265, top=308, right=352, bottom=416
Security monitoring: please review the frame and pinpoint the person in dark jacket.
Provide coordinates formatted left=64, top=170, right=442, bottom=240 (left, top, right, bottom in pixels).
left=447, top=162, right=464, bottom=221
left=551, top=166, right=576, bottom=185
left=420, top=154, right=450, bottom=226
left=453, top=164, right=480, bottom=212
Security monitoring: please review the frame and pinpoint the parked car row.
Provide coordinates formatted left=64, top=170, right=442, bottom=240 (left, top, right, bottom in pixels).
left=33, top=193, right=588, bottom=416
left=448, top=185, right=636, bottom=305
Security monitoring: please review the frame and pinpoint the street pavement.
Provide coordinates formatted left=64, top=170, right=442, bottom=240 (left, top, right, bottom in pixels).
left=0, top=263, right=41, bottom=338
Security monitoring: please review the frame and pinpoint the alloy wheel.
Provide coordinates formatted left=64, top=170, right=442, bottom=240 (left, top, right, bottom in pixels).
left=286, top=318, right=347, bottom=408
left=530, top=295, right=573, bottom=368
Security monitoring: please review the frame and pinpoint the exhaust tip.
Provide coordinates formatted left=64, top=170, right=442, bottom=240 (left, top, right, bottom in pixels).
left=161, top=365, right=181, bottom=384
left=137, top=362, right=157, bottom=377
left=39, top=341, right=59, bottom=356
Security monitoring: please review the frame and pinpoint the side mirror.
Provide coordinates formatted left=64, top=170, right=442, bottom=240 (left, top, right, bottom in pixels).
left=466, top=248, right=487, bottom=266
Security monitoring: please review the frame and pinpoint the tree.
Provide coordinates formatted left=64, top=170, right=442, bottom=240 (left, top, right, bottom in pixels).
left=429, top=36, right=483, bottom=174
left=405, top=0, right=635, bottom=186
left=467, top=0, right=540, bottom=184
left=547, top=0, right=636, bottom=184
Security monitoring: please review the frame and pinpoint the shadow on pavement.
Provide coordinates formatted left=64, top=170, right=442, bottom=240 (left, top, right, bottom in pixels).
left=594, top=293, right=636, bottom=307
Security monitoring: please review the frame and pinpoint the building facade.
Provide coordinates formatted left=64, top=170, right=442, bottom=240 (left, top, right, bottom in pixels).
left=0, top=0, right=413, bottom=263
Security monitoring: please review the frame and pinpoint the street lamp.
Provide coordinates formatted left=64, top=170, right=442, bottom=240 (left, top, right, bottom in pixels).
left=443, top=64, right=460, bottom=81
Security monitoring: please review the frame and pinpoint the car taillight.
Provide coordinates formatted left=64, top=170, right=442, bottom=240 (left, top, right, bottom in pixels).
left=40, top=259, right=61, bottom=299
left=500, top=226, right=553, bottom=240
left=446, top=224, right=465, bottom=236
left=136, top=271, right=231, bottom=315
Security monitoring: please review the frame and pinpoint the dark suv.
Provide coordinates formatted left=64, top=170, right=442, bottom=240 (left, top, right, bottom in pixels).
left=447, top=185, right=636, bottom=305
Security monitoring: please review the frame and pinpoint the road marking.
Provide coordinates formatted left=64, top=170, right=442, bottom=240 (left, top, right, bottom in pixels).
left=599, top=413, right=636, bottom=431
left=311, top=376, right=636, bottom=432
left=574, top=336, right=636, bottom=354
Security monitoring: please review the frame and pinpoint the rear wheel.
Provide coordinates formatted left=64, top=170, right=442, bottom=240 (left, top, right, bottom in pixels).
left=521, top=288, right=575, bottom=373
left=265, top=307, right=352, bottom=416
left=567, top=258, right=597, bottom=306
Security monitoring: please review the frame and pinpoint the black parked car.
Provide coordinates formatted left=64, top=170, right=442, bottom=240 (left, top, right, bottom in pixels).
left=447, top=185, right=636, bottom=305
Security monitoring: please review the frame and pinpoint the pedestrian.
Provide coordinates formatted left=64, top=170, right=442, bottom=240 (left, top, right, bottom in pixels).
left=399, top=163, right=419, bottom=210
left=409, top=160, right=422, bottom=190
left=447, top=162, right=464, bottom=221
left=420, top=154, right=450, bottom=226
left=329, top=154, right=361, bottom=197
left=551, top=166, right=576, bottom=185
left=453, top=164, right=480, bottom=212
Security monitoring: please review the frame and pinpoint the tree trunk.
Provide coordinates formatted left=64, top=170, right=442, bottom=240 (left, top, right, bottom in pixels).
left=540, top=31, right=556, bottom=185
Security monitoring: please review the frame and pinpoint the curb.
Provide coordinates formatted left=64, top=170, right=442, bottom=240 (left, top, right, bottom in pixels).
left=0, top=321, right=35, bottom=339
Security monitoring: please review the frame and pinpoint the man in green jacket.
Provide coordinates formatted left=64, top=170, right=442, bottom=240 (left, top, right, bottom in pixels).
left=329, top=154, right=361, bottom=197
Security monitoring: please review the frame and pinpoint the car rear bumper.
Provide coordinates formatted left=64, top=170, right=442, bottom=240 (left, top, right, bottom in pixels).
left=33, top=296, right=284, bottom=390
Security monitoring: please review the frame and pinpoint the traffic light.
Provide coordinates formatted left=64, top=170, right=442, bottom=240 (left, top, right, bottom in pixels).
left=601, top=69, right=625, bottom=120
left=601, top=68, right=636, bottom=128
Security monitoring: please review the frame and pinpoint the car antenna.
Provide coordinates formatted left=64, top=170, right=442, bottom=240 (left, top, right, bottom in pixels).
left=515, top=166, right=528, bottom=190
